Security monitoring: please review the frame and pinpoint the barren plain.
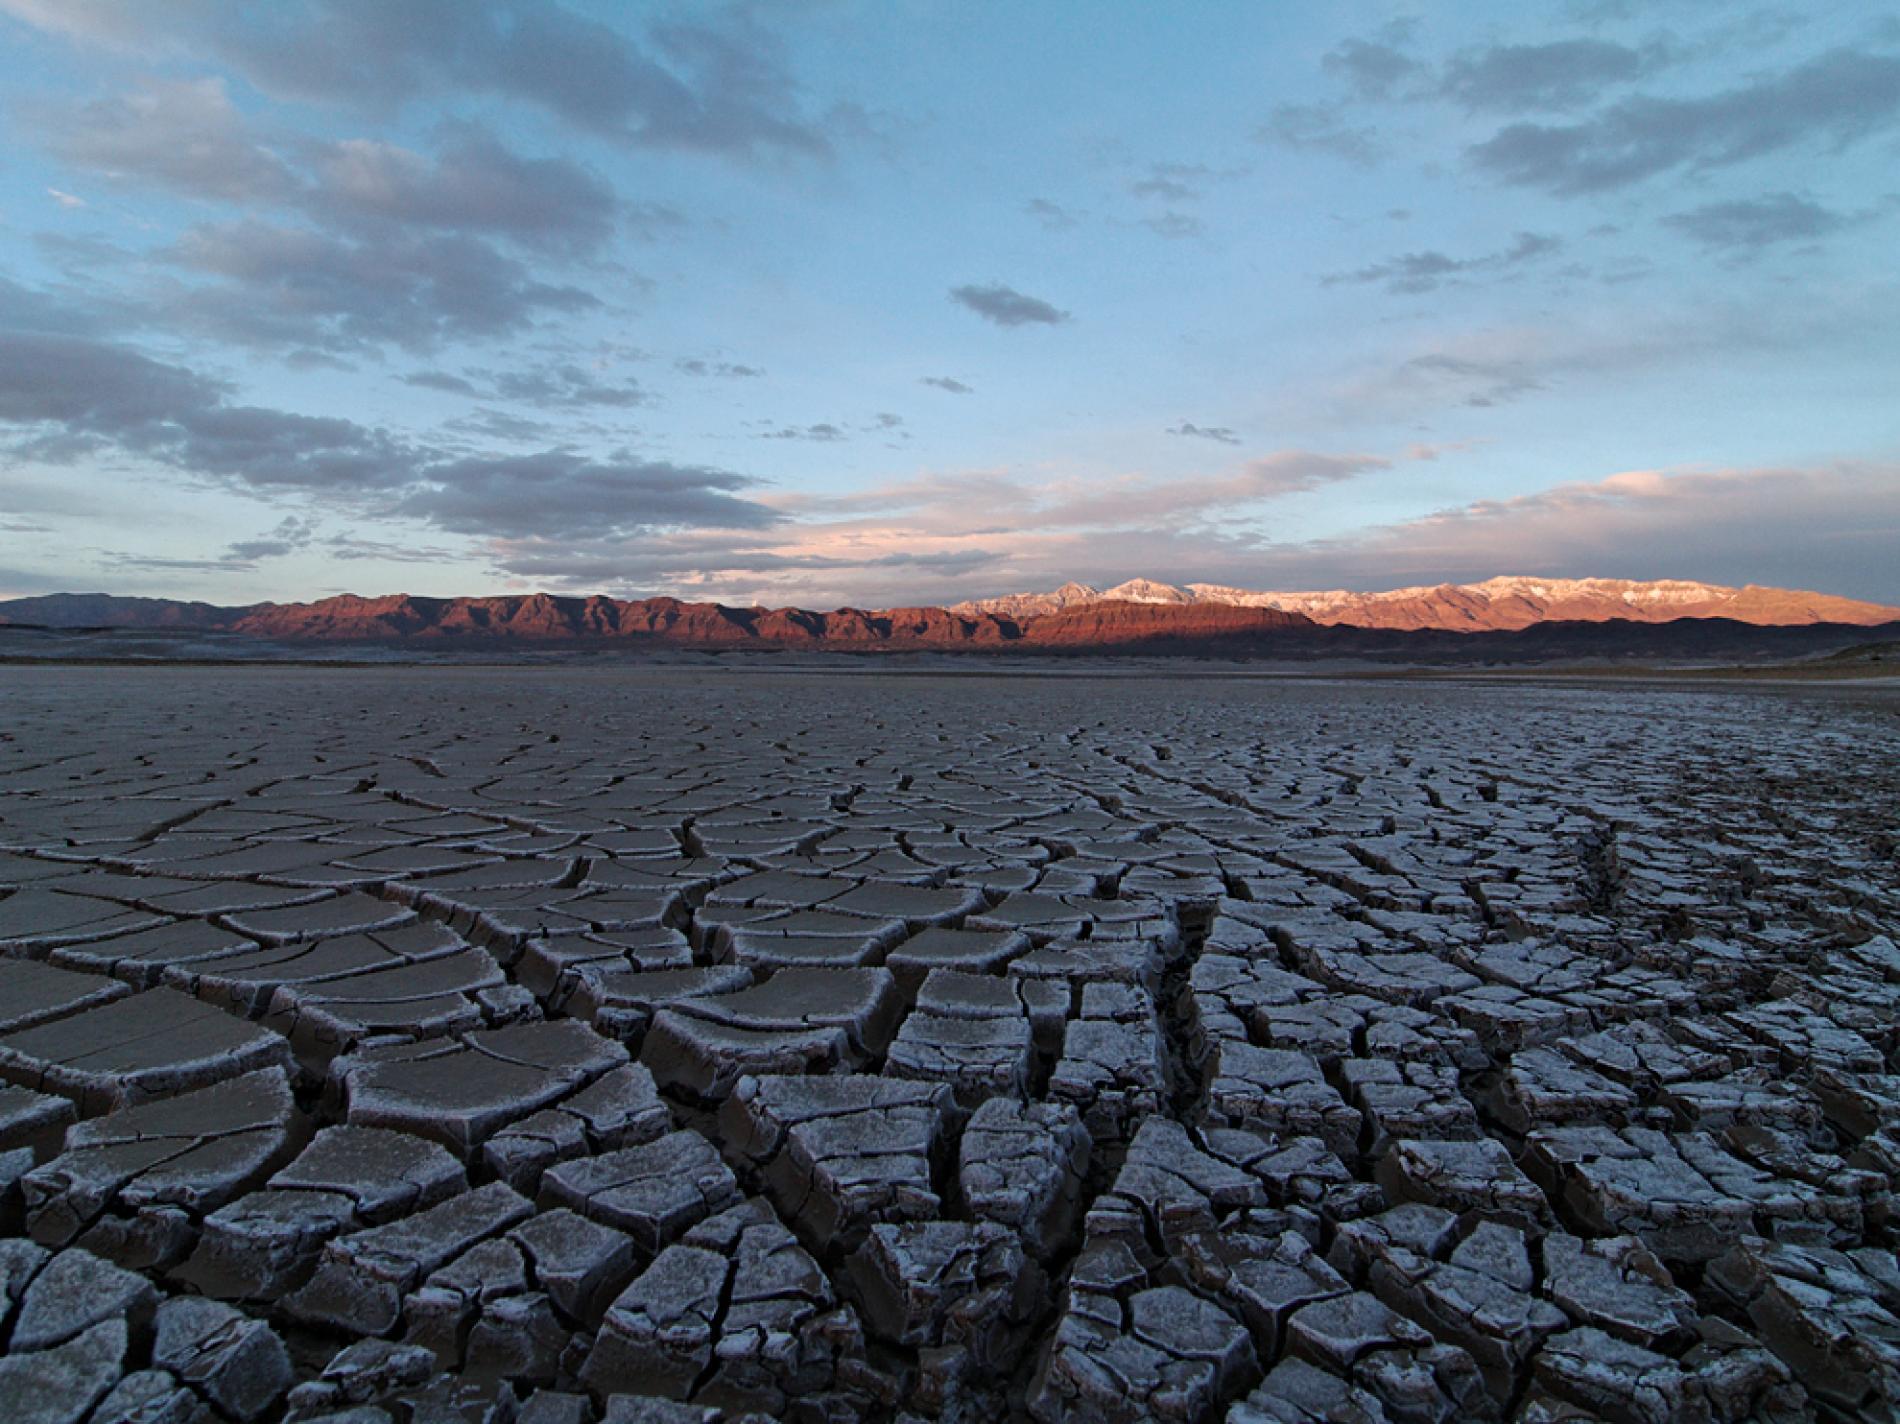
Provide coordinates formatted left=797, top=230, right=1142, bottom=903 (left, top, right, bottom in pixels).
left=0, top=665, right=1896, bottom=1423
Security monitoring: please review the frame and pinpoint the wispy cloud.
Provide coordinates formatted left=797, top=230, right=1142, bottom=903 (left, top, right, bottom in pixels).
left=1468, top=48, right=1900, bottom=193
left=1323, top=231, right=1563, bottom=294
left=1662, top=192, right=1871, bottom=253
left=1166, top=422, right=1241, bottom=445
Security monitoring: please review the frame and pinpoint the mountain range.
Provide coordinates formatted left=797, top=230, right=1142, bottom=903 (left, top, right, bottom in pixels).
left=950, top=575, right=1900, bottom=630
left=1, top=577, right=1896, bottom=662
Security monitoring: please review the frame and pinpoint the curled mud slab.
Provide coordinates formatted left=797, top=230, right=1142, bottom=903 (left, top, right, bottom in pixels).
left=0, top=666, right=1896, bottom=1421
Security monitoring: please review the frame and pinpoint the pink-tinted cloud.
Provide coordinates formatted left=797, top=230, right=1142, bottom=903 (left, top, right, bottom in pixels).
left=1251, top=460, right=1900, bottom=597
left=483, top=458, right=1900, bottom=607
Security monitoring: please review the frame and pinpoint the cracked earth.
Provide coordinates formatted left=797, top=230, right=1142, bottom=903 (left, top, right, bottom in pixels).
left=0, top=666, right=1896, bottom=1424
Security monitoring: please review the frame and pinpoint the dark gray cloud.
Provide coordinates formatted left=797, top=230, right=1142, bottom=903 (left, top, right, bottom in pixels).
left=482, top=535, right=1000, bottom=592
left=486, top=363, right=647, bottom=409
left=34, top=77, right=617, bottom=257
left=0, top=329, right=227, bottom=436
left=1166, top=422, right=1241, bottom=445
left=949, top=283, right=1069, bottom=327
left=1662, top=192, right=1858, bottom=252
left=445, top=409, right=557, bottom=444
left=323, top=533, right=463, bottom=563
left=920, top=376, right=973, bottom=394
left=0, top=330, right=777, bottom=545
left=675, top=358, right=764, bottom=378
left=1128, top=162, right=1238, bottom=204
left=225, top=515, right=317, bottom=561
left=1024, top=198, right=1081, bottom=231
left=12, top=1, right=840, bottom=162
left=103, top=552, right=259, bottom=573
left=1441, top=40, right=1656, bottom=112
left=406, top=362, right=649, bottom=406
left=399, top=450, right=778, bottom=540
left=1323, top=232, right=1562, bottom=294
left=40, top=77, right=300, bottom=204
left=1256, top=104, right=1382, bottom=166
left=42, top=104, right=620, bottom=360
left=1141, top=212, right=1204, bottom=241
left=1469, top=48, right=1900, bottom=194
left=169, top=222, right=598, bottom=354
left=758, top=423, right=846, bottom=442
left=307, top=126, right=617, bottom=255
left=1323, top=38, right=1424, bottom=99
left=0, top=342, right=404, bottom=503
left=404, top=371, right=482, bottom=396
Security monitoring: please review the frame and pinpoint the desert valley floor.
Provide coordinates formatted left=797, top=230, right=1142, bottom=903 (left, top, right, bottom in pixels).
left=0, top=665, right=1896, bottom=1424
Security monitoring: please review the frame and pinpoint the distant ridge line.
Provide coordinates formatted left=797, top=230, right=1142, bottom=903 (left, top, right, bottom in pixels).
left=1, top=576, right=1896, bottom=653
left=949, top=574, right=1900, bottom=631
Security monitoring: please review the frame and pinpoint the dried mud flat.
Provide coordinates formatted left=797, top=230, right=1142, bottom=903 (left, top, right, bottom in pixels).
left=0, top=665, right=1896, bottom=1424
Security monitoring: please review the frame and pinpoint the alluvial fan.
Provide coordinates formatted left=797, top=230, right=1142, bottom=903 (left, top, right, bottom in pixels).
left=0, top=666, right=1895, bottom=1423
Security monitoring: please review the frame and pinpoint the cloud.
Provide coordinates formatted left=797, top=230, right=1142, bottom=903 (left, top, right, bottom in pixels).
left=0, top=330, right=778, bottom=547
left=46, top=188, right=86, bottom=209
left=1166, top=422, right=1241, bottom=445
left=1127, top=161, right=1240, bottom=205
left=1024, top=198, right=1080, bottom=231
left=168, top=221, right=598, bottom=355
left=1252, top=462, right=1900, bottom=600
left=758, top=423, right=846, bottom=442
left=103, top=551, right=262, bottom=573
left=34, top=76, right=621, bottom=257
left=1397, top=354, right=1547, bottom=408
left=1256, top=103, right=1382, bottom=166
left=1323, top=38, right=1424, bottom=99
left=1469, top=48, right=1900, bottom=194
left=1312, top=280, right=1900, bottom=424
left=675, top=358, right=764, bottom=378
left=223, top=514, right=317, bottom=561
left=1323, top=231, right=1563, bottom=294
left=29, top=87, right=621, bottom=357
left=835, top=450, right=1393, bottom=534
left=949, top=283, right=1070, bottom=327
left=600, top=458, right=1900, bottom=610
left=1441, top=40, right=1657, bottom=112
left=399, top=451, right=778, bottom=540
left=404, top=371, right=481, bottom=396
left=1141, top=212, right=1204, bottom=240
left=307, top=126, right=617, bottom=255
left=920, top=376, right=973, bottom=395
left=1662, top=192, right=1860, bottom=252
left=484, top=362, right=647, bottom=409
left=98, top=513, right=320, bottom=575
left=323, top=533, right=462, bottom=564
left=41, top=76, right=300, bottom=203
left=6, top=1, right=842, bottom=162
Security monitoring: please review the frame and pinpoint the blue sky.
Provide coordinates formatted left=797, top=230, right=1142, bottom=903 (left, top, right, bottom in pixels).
left=2, top=0, right=1897, bottom=606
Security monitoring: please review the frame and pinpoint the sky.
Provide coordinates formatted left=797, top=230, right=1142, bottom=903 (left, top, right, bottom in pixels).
left=1, top=1, right=1897, bottom=609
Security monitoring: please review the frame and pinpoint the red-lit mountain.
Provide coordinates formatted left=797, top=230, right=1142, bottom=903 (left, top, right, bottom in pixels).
left=1, top=575, right=1895, bottom=657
